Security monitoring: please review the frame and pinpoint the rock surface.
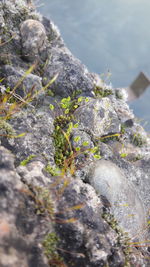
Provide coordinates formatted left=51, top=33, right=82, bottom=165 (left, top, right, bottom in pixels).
left=0, top=0, right=150, bottom=266
left=87, top=160, right=146, bottom=241
left=0, top=146, right=50, bottom=267
left=20, top=19, right=47, bottom=61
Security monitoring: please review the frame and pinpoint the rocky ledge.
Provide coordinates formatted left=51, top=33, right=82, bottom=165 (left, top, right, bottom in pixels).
left=0, top=0, right=150, bottom=266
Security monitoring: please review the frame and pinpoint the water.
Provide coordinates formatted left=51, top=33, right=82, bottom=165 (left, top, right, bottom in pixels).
left=38, top=0, right=150, bottom=132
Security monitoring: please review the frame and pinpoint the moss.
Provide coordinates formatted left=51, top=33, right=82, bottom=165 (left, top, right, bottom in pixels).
left=45, top=164, right=60, bottom=176
left=34, top=187, right=55, bottom=219
left=53, top=115, right=73, bottom=168
left=94, top=86, right=113, bottom=98
left=42, top=232, right=63, bottom=267
left=52, top=96, right=102, bottom=169
left=131, top=133, right=146, bottom=147
left=102, top=211, right=132, bottom=266
left=20, top=154, right=36, bottom=166
left=0, top=120, right=15, bottom=135
left=121, top=124, right=126, bottom=134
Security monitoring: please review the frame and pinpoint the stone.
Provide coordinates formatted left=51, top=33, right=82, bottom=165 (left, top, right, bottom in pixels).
left=55, top=177, right=148, bottom=267
left=55, top=178, right=126, bottom=267
left=0, top=146, right=50, bottom=267
left=74, top=97, right=121, bottom=138
left=20, top=19, right=47, bottom=61
left=0, top=0, right=150, bottom=266
left=87, top=160, right=147, bottom=241
left=42, top=47, right=94, bottom=97
left=1, top=65, right=42, bottom=98
left=0, top=106, right=55, bottom=164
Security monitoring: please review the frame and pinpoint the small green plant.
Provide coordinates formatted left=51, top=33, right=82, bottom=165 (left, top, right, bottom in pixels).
left=34, top=187, right=55, bottom=219
left=0, top=120, right=15, bottom=135
left=94, top=86, right=113, bottom=98
left=45, top=164, right=61, bottom=177
left=53, top=116, right=74, bottom=168
left=120, top=153, right=128, bottom=158
left=0, top=64, right=58, bottom=139
left=42, top=232, right=66, bottom=267
left=20, top=154, right=36, bottom=166
left=121, top=124, right=126, bottom=134
left=132, top=133, right=146, bottom=147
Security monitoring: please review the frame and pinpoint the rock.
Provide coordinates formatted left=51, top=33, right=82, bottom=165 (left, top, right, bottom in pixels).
left=1, top=65, right=42, bottom=97
left=0, top=146, right=50, bottom=267
left=55, top=178, right=148, bottom=267
left=71, top=129, right=94, bottom=151
left=20, top=19, right=47, bottom=61
left=55, top=178, right=126, bottom=267
left=42, top=47, right=94, bottom=97
left=17, top=160, right=51, bottom=188
left=0, top=0, right=150, bottom=266
left=74, top=98, right=121, bottom=138
left=87, top=160, right=147, bottom=241
left=0, top=105, right=55, bottom=164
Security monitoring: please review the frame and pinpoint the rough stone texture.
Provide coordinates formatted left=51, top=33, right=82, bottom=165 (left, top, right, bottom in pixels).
left=20, top=19, right=47, bottom=61
left=0, top=146, right=50, bottom=267
left=55, top=179, right=127, bottom=267
left=87, top=160, right=147, bottom=241
left=42, top=47, right=95, bottom=97
left=0, top=0, right=150, bottom=266
left=74, top=97, right=121, bottom=137
left=1, top=65, right=42, bottom=97
left=0, top=103, right=55, bottom=164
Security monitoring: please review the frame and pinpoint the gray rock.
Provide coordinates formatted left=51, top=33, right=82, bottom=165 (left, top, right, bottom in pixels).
left=87, top=160, right=147, bottom=241
left=1, top=0, right=150, bottom=266
left=74, top=98, right=121, bottom=138
left=55, top=177, right=148, bottom=267
left=1, top=106, right=55, bottom=164
left=71, top=129, right=94, bottom=150
left=17, top=160, right=51, bottom=188
left=42, top=47, right=94, bottom=97
left=1, top=65, right=42, bottom=97
left=20, top=19, right=47, bottom=61
left=111, top=97, right=134, bottom=123
left=0, top=146, right=49, bottom=267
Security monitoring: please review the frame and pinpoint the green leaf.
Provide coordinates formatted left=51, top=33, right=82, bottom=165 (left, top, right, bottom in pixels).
left=74, top=105, right=78, bottom=109
left=6, top=87, right=10, bottom=93
left=120, top=153, right=128, bottom=158
left=93, top=154, right=101, bottom=159
left=74, top=136, right=81, bottom=142
left=20, top=155, right=36, bottom=166
left=77, top=97, right=83, bottom=103
left=14, top=132, right=26, bottom=138
left=56, top=125, right=60, bottom=130
left=61, top=103, right=67, bottom=109
left=0, top=78, right=4, bottom=83
left=47, top=89, right=54, bottom=97
left=82, top=141, right=89, bottom=146
left=90, top=146, right=98, bottom=153
left=65, top=108, right=69, bottom=114
left=73, top=123, right=79, bottom=128
left=75, top=147, right=81, bottom=151
left=49, top=104, right=54, bottom=111
left=61, top=96, right=70, bottom=103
